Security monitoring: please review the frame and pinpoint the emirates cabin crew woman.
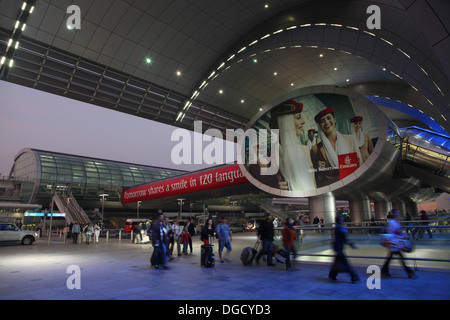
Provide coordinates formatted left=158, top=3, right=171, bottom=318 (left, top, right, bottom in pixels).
left=350, top=116, right=373, bottom=163
left=310, top=107, right=361, bottom=188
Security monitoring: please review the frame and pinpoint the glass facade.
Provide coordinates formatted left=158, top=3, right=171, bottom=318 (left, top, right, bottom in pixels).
left=12, top=148, right=186, bottom=204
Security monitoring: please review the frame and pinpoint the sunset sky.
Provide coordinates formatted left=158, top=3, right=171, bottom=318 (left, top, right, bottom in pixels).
left=0, top=80, right=219, bottom=177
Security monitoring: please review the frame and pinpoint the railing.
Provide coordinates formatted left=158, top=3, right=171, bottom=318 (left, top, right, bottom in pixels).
left=56, top=193, right=90, bottom=225
left=271, top=219, right=450, bottom=267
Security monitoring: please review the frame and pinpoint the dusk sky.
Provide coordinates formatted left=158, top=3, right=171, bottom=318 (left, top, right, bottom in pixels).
left=0, top=80, right=223, bottom=177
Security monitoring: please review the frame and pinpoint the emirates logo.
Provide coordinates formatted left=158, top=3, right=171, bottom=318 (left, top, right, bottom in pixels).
left=345, top=156, right=351, bottom=165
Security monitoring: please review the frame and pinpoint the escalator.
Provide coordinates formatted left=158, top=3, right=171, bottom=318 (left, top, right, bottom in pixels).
left=399, top=127, right=450, bottom=193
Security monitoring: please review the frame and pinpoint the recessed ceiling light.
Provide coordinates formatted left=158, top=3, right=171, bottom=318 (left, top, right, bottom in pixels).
left=291, top=83, right=294, bottom=86
left=382, top=67, right=386, bottom=71
left=241, top=99, right=245, bottom=103
left=346, top=79, right=350, bottom=82
left=334, top=67, right=338, bottom=71
left=145, top=58, right=152, bottom=64
left=253, top=58, right=258, bottom=63
left=264, top=4, right=269, bottom=9
left=219, top=89, right=223, bottom=94
left=176, top=70, right=182, bottom=76
left=273, top=72, right=277, bottom=76
left=319, top=53, right=323, bottom=58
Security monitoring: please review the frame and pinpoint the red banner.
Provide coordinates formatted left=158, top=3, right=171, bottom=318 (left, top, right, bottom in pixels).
left=122, top=164, right=249, bottom=203
left=338, top=152, right=359, bottom=180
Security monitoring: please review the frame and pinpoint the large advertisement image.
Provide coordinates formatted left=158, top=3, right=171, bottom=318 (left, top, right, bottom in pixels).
left=244, top=93, right=379, bottom=194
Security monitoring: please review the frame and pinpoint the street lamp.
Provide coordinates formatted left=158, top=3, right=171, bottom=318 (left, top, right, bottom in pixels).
left=177, top=198, right=185, bottom=220
left=99, top=193, right=108, bottom=225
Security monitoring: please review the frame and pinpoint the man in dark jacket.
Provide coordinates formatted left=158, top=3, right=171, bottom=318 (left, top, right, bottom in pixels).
left=256, top=213, right=275, bottom=266
left=328, top=215, right=359, bottom=283
left=151, top=213, right=169, bottom=269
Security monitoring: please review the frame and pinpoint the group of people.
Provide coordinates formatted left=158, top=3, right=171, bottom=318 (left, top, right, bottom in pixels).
left=250, top=99, right=374, bottom=191
left=149, top=209, right=420, bottom=284
left=150, top=214, right=198, bottom=269
left=406, top=210, right=433, bottom=239
left=329, top=209, right=417, bottom=283
left=68, top=221, right=102, bottom=244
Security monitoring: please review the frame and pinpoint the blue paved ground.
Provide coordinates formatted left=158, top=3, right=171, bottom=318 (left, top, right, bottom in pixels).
left=0, top=233, right=449, bottom=301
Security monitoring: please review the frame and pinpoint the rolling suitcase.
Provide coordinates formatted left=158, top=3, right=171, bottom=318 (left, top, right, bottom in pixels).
left=201, top=236, right=215, bottom=268
left=241, top=241, right=259, bottom=266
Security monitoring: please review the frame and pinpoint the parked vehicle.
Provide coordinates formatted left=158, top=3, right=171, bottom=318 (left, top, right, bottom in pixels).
left=124, top=219, right=150, bottom=232
left=229, top=222, right=245, bottom=233
left=0, top=222, right=39, bottom=245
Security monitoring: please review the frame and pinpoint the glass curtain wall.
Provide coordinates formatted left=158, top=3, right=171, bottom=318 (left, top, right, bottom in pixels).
left=13, top=149, right=185, bottom=204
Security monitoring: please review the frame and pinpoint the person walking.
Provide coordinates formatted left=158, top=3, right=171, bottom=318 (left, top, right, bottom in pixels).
left=186, top=218, right=196, bottom=253
left=171, top=218, right=182, bottom=256
left=94, top=221, right=101, bottom=243
left=151, top=213, right=169, bottom=269
left=36, top=219, right=44, bottom=237
left=163, top=217, right=174, bottom=260
left=216, top=216, right=232, bottom=263
left=201, top=218, right=215, bottom=245
left=381, top=209, right=415, bottom=279
left=71, top=221, right=80, bottom=244
left=256, top=213, right=275, bottom=266
left=84, top=222, right=94, bottom=245
left=180, top=229, right=191, bottom=255
left=282, top=217, right=297, bottom=270
left=412, top=210, right=432, bottom=239
left=329, top=215, right=360, bottom=283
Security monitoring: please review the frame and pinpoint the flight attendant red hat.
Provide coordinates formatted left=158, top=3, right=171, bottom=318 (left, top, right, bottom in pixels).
left=273, top=99, right=303, bottom=115
left=350, top=116, right=363, bottom=123
left=314, top=107, right=335, bottom=123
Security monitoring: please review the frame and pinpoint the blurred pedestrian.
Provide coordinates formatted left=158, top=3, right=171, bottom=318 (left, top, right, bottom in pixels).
left=171, top=218, right=182, bottom=256
left=329, top=215, right=360, bottom=283
left=185, top=218, right=196, bottom=253
left=72, top=221, right=80, bottom=244
left=282, top=217, right=297, bottom=259
left=151, top=213, right=169, bottom=269
left=282, top=217, right=298, bottom=270
left=36, top=219, right=44, bottom=237
left=94, top=221, right=101, bottom=243
left=163, top=217, right=174, bottom=260
left=84, top=222, right=94, bottom=245
left=381, top=209, right=415, bottom=279
left=256, top=213, right=275, bottom=266
left=216, top=216, right=232, bottom=263
left=180, top=229, right=191, bottom=255
left=412, top=210, right=432, bottom=239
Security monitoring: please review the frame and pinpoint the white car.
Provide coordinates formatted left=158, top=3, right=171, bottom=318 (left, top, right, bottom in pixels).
left=0, top=222, right=39, bottom=245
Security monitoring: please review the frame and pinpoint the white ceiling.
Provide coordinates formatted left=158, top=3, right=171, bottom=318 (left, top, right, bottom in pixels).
left=0, top=0, right=449, bottom=132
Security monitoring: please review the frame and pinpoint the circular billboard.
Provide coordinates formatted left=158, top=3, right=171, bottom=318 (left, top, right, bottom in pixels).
left=238, top=87, right=385, bottom=197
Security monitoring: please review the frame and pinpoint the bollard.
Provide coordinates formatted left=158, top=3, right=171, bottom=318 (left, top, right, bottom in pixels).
left=119, top=230, right=122, bottom=242
left=106, top=230, right=109, bottom=242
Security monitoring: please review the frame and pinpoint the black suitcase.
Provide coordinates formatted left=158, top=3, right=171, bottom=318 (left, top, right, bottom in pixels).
left=201, top=236, right=215, bottom=268
left=241, top=241, right=259, bottom=266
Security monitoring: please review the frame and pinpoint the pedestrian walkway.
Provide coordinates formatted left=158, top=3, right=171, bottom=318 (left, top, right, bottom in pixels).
left=0, top=233, right=449, bottom=300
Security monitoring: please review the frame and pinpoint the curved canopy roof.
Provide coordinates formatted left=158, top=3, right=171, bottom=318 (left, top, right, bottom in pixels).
left=1, top=0, right=449, bottom=134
